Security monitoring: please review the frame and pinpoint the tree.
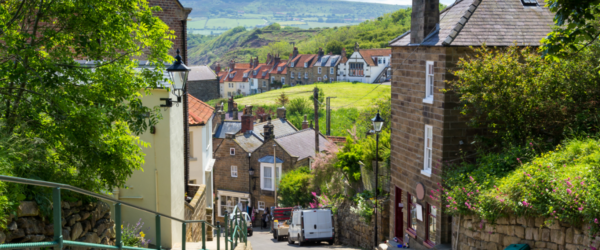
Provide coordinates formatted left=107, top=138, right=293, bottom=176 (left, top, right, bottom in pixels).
left=276, top=92, right=290, bottom=106
left=277, top=167, right=314, bottom=207
left=542, top=1, right=600, bottom=57
left=326, top=40, right=344, bottom=55
left=258, top=41, right=293, bottom=62
left=0, top=0, right=173, bottom=212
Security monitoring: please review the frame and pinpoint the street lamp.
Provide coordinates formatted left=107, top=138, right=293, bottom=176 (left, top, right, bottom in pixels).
left=162, top=48, right=191, bottom=107
left=371, top=110, right=384, bottom=248
left=248, top=153, right=253, bottom=213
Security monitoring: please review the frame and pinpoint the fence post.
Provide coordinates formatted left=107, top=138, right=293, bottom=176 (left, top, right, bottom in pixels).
left=202, top=221, right=206, bottom=250
left=116, top=203, right=123, bottom=250
left=217, top=222, right=221, bottom=250
left=224, top=212, right=229, bottom=250
left=182, top=223, right=186, bottom=250
left=52, top=187, right=63, bottom=250
left=234, top=210, right=238, bottom=248
left=230, top=213, right=234, bottom=250
left=156, top=215, right=161, bottom=250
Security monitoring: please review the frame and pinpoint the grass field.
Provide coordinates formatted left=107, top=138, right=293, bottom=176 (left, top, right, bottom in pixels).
left=234, top=82, right=390, bottom=110
left=188, top=18, right=267, bottom=29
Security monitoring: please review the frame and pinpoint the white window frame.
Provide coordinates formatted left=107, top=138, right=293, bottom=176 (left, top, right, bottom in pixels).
left=217, top=191, right=250, bottom=217
left=258, top=201, right=265, bottom=210
left=318, top=77, right=321, bottom=81
left=260, top=163, right=282, bottom=191
left=230, top=148, right=235, bottom=155
left=318, top=67, right=322, bottom=74
left=304, top=62, right=308, bottom=67
left=422, top=125, right=433, bottom=177
left=324, top=75, right=328, bottom=80
left=291, top=62, right=295, bottom=67
left=330, top=68, right=334, bottom=74
left=423, top=61, right=434, bottom=104
left=231, top=166, right=238, bottom=177
left=271, top=76, right=275, bottom=83
left=263, top=81, right=266, bottom=87
left=305, top=72, right=308, bottom=79
left=291, top=72, right=295, bottom=79
left=281, top=77, right=285, bottom=84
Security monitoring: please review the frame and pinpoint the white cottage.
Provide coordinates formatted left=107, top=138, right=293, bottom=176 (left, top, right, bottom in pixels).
left=337, top=43, right=391, bottom=83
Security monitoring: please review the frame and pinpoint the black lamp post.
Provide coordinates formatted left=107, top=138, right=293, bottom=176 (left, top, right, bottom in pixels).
left=163, top=48, right=191, bottom=107
left=248, top=153, right=253, bottom=209
left=371, top=110, right=384, bottom=248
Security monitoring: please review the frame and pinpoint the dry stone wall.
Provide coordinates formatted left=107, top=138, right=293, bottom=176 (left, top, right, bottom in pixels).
left=2, top=200, right=116, bottom=247
left=453, top=215, right=596, bottom=250
left=185, top=184, right=207, bottom=242
left=334, top=199, right=389, bottom=249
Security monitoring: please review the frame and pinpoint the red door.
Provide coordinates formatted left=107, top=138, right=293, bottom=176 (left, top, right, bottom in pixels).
left=395, top=187, right=403, bottom=239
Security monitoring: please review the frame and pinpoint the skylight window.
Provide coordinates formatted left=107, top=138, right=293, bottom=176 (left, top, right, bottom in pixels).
left=521, top=0, right=538, bottom=6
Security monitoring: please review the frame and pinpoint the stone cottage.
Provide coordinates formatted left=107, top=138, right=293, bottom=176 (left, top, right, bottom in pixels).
left=187, top=66, right=220, bottom=102
left=387, top=0, right=553, bottom=248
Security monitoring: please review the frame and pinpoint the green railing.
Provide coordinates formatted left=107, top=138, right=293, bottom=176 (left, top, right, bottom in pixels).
left=0, top=175, right=248, bottom=250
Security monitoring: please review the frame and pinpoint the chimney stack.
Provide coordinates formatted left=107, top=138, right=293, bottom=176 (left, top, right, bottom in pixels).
left=354, top=42, right=360, bottom=52
left=293, top=47, right=299, bottom=59
left=215, top=63, right=221, bottom=73
left=254, top=57, right=259, bottom=67
left=228, top=96, right=235, bottom=112
left=241, top=105, right=254, bottom=133
left=263, top=116, right=274, bottom=141
left=220, top=110, right=225, bottom=123
left=410, top=0, right=440, bottom=44
left=233, top=109, right=239, bottom=120
left=267, top=53, right=273, bottom=64
left=274, top=54, right=281, bottom=66
left=302, top=115, right=309, bottom=129
left=318, top=47, right=324, bottom=58
left=277, top=107, right=286, bottom=119
left=341, top=48, right=347, bottom=58
left=229, top=60, right=236, bottom=71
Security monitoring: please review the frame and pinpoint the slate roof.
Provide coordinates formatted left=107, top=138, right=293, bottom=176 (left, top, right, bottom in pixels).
left=289, top=54, right=317, bottom=68
left=258, top=156, right=284, bottom=163
left=235, top=131, right=264, bottom=152
left=188, top=94, right=214, bottom=125
left=275, top=129, right=329, bottom=161
left=389, top=0, right=554, bottom=47
left=358, top=49, right=392, bottom=66
left=188, top=66, right=217, bottom=81
left=225, top=111, right=243, bottom=120
left=252, top=118, right=298, bottom=140
left=214, top=121, right=242, bottom=139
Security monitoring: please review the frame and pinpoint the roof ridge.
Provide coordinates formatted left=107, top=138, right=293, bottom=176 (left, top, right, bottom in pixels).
left=442, top=0, right=482, bottom=46
left=274, top=128, right=313, bottom=139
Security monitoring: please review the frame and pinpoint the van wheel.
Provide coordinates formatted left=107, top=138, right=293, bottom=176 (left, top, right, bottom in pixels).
left=298, top=235, right=304, bottom=246
left=287, top=234, right=293, bottom=244
left=328, top=240, right=334, bottom=245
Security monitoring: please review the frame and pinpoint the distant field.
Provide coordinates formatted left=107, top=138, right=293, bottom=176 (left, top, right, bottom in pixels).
left=305, top=22, right=360, bottom=28
left=278, top=21, right=305, bottom=26
left=188, top=18, right=267, bottom=29
left=189, top=30, right=228, bottom=35
left=234, top=82, right=390, bottom=110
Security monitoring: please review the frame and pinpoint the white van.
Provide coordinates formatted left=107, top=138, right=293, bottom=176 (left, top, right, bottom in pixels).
left=287, top=208, right=334, bottom=246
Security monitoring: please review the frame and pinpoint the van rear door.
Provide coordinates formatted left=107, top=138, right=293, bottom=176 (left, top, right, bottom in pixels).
left=317, top=210, right=333, bottom=238
left=302, top=210, right=319, bottom=239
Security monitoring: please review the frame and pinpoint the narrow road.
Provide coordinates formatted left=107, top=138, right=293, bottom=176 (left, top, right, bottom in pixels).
left=248, top=227, right=361, bottom=250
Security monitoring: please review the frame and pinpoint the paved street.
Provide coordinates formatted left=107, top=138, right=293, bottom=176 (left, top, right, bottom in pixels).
left=248, top=227, right=362, bottom=250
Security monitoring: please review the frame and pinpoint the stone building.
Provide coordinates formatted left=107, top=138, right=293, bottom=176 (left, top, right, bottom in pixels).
left=287, top=47, right=317, bottom=86
left=311, top=48, right=342, bottom=83
left=212, top=106, right=329, bottom=224
left=187, top=66, right=220, bottom=102
left=387, top=0, right=553, bottom=248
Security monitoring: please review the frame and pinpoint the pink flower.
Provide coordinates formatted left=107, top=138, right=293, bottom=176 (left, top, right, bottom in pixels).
left=594, top=218, right=599, bottom=224
left=523, top=201, right=529, bottom=207
left=567, top=189, right=572, bottom=195
left=578, top=207, right=583, bottom=211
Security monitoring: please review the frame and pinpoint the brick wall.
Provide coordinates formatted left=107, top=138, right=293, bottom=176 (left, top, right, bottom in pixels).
left=185, top=184, right=207, bottom=242
left=188, top=79, right=220, bottom=102
left=214, top=140, right=250, bottom=194
left=148, top=0, right=191, bottom=63
left=389, top=46, right=479, bottom=247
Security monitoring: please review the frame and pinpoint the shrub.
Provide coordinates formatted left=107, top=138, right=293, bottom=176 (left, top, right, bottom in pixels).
left=287, top=97, right=311, bottom=116
left=122, top=218, right=151, bottom=247
left=277, top=167, right=314, bottom=207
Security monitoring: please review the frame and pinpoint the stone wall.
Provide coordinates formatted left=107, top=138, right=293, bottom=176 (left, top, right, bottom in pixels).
left=1, top=200, right=116, bottom=246
left=334, top=199, right=390, bottom=249
left=185, top=184, right=207, bottom=242
left=453, top=215, right=596, bottom=250
left=188, top=79, right=220, bottom=102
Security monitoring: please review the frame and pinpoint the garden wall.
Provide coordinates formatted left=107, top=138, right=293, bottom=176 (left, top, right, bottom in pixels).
left=184, top=184, right=207, bottom=242
left=1, top=200, right=116, bottom=245
left=452, top=215, right=596, bottom=250
left=334, top=199, right=389, bottom=249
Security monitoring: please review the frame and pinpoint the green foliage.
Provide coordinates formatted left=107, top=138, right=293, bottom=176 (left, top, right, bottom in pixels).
left=306, top=87, right=325, bottom=110
left=258, top=40, right=294, bottom=62
left=0, top=0, right=172, bottom=224
left=287, top=97, right=311, bottom=116
left=350, top=191, right=375, bottom=223
left=447, top=46, right=600, bottom=148
left=443, top=138, right=600, bottom=234
left=335, top=137, right=363, bottom=182
left=277, top=167, right=314, bottom=208
left=326, top=40, right=344, bottom=55
left=276, top=92, right=290, bottom=107
left=542, top=0, right=600, bottom=57
left=122, top=218, right=151, bottom=247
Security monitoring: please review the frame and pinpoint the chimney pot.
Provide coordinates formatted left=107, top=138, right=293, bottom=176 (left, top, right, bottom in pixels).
left=225, top=132, right=236, bottom=139
left=241, top=105, right=254, bottom=133
left=410, top=0, right=440, bottom=44
left=302, top=114, right=309, bottom=129
left=263, top=116, right=275, bottom=141
left=277, top=107, right=286, bottom=119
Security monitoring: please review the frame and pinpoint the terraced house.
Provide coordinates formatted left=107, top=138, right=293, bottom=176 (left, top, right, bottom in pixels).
left=387, top=0, right=553, bottom=248
left=219, top=60, right=252, bottom=97
left=311, top=48, right=342, bottom=83
left=337, top=43, right=391, bottom=83
left=287, top=47, right=318, bottom=86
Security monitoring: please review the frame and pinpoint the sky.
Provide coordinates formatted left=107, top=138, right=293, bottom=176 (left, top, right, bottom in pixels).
left=344, top=0, right=456, bottom=5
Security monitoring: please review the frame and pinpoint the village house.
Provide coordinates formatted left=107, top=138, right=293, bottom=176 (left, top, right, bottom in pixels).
left=219, top=60, right=253, bottom=97
left=311, top=48, right=342, bottom=83
left=269, top=54, right=288, bottom=87
left=287, top=47, right=318, bottom=86
left=387, top=0, right=553, bottom=248
left=212, top=106, right=329, bottom=224
left=187, top=65, right=220, bottom=101
left=337, top=43, right=391, bottom=83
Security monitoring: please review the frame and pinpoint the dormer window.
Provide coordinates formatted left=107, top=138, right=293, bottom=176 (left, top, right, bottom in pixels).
left=243, top=73, right=248, bottom=77
left=304, top=62, right=308, bottom=68
left=521, top=0, right=538, bottom=6
left=291, top=62, right=295, bottom=67
left=278, top=67, right=282, bottom=71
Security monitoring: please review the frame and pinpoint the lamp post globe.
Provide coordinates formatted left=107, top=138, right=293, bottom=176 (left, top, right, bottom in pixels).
left=372, top=110, right=385, bottom=133
left=166, top=48, right=191, bottom=102
left=249, top=166, right=255, bottom=176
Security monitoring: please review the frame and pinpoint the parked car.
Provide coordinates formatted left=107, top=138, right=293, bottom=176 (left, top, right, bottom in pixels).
left=287, top=208, right=334, bottom=246
left=271, top=207, right=293, bottom=241
left=229, top=212, right=253, bottom=236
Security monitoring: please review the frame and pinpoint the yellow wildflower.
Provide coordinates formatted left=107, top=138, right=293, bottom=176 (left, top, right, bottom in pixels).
left=140, top=231, right=145, bottom=238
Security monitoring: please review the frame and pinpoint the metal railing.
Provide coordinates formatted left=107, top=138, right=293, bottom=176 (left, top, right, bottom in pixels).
left=0, top=175, right=248, bottom=250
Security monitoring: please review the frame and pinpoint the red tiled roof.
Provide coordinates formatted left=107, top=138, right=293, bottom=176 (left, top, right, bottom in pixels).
left=188, top=94, right=214, bottom=125
left=326, top=136, right=347, bottom=145
left=359, top=49, right=391, bottom=66
left=234, top=63, right=252, bottom=69
left=224, top=68, right=250, bottom=82
left=217, top=71, right=228, bottom=83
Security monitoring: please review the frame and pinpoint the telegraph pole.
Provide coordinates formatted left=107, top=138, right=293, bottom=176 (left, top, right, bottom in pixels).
left=326, top=96, right=337, bottom=136
left=313, top=87, right=319, bottom=154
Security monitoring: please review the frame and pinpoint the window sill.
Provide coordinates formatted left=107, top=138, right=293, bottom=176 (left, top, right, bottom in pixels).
left=420, top=170, right=432, bottom=177
left=189, top=157, right=198, bottom=162
left=422, top=97, right=434, bottom=104
left=424, top=240, right=436, bottom=249
left=405, top=228, right=417, bottom=238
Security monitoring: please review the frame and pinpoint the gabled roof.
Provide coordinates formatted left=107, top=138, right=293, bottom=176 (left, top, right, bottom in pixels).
left=188, top=66, right=217, bottom=81
left=275, top=129, right=329, bottom=161
left=315, top=55, right=341, bottom=67
left=214, top=121, right=242, bottom=139
left=224, top=68, right=250, bottom=83
left=235, top=131, right=264, bottom=152
left=252, top=118, right=298, bottom=140
left=389, top=0, right=554, bottom=47
left=290, top=54, right=317, bottom=68
left=357, top=49, right=391, bottom=66
left=188, top=94, right=214, bottom=125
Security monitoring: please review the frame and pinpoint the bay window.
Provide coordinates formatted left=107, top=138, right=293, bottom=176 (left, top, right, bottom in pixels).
left=349, top=63, right=364, bottom=76
left=261, top=163, right=281, bottom=191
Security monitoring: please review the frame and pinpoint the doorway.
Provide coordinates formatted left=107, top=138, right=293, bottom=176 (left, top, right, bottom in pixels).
left=395, top=186, right=403, bottom=239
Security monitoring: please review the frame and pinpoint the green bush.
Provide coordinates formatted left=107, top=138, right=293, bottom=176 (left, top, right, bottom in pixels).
left=277, top=167, right=314, bottom=207
left=287, top=97, right=311, bottom=116
left=443, top=138, right=600, bottom=233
